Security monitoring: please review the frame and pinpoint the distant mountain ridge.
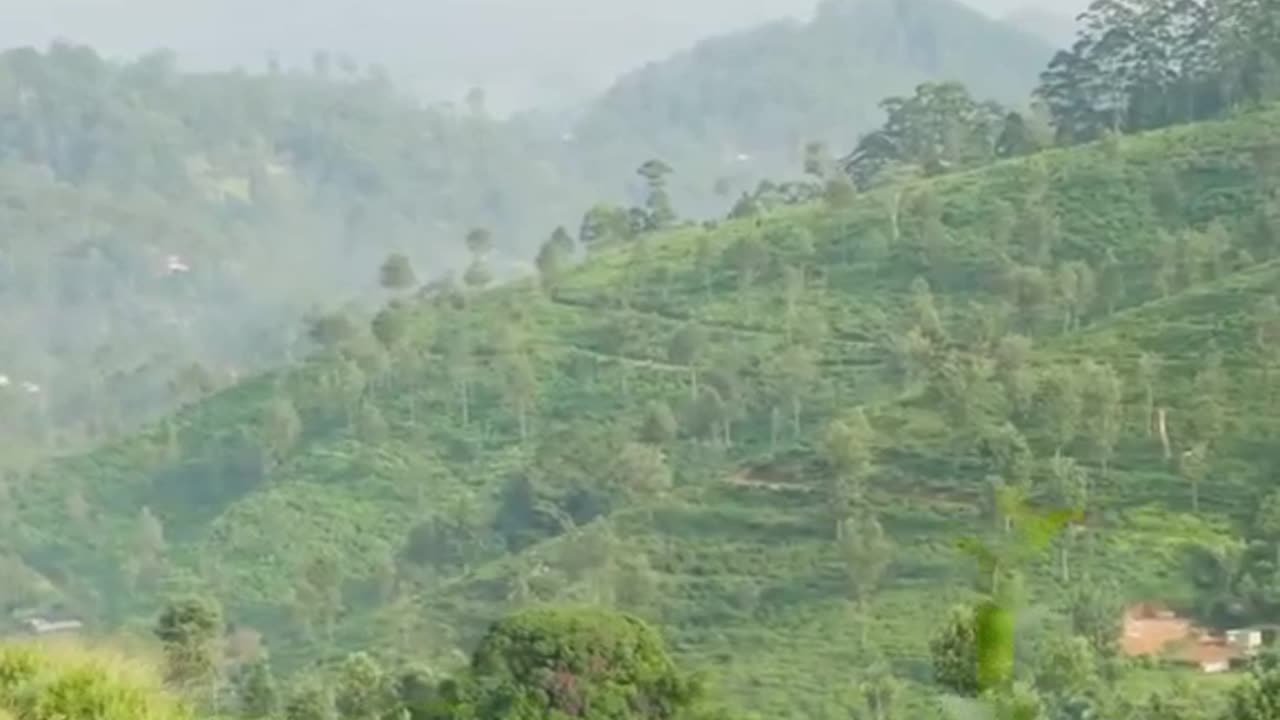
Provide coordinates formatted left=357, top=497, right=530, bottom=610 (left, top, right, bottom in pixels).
left=571, top=0, right=1055, bottom=212
left=1002, top=4, right=1079, bottom=48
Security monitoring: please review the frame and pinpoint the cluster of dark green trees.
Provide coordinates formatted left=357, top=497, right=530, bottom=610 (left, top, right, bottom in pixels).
left=839, top=0, right=1280, bottom=191
left=147, top=597, right=722, bottom=720
left=1039, top=0, right=1280, bottom=143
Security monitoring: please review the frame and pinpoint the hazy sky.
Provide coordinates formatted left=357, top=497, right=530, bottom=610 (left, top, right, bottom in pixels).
left=3, top=0, right=1087, bottom=110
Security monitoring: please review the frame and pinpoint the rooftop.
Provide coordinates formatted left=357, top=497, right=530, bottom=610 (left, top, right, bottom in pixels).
left=1121, top=603, right=1260, bottom=671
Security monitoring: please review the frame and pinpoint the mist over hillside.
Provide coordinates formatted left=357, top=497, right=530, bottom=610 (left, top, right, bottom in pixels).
left=3, top=0, right=1280, bottom=717
left=5, top=0, right=1084, bottom=111
left=0, top=0, right=1063, bottom=456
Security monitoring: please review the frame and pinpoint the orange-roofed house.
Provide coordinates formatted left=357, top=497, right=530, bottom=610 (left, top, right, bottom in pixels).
left=1121, top=603, right=1262, bottom=673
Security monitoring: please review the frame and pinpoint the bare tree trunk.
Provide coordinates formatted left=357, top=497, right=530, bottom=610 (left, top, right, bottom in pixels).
left=1157, top=407, right=1171, bottom=460
left=1060, top=541, right=1071, bottom=583
left=859, top=597, right=870, bottom=648
left=888, top=189, right=903, bottom=245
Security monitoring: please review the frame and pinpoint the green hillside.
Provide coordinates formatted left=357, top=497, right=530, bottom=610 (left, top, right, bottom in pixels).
left=6, top=96, right=1280, bottom=718
left=0, top=1, right=1056, bottom=463
left=571, top=0, right=1053, bottom=212
left=0, top=44, right=598, bottom=459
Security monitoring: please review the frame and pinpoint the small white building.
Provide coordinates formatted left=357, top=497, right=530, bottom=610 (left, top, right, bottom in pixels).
left=22, top=618, right=83, bottom=635
left=166, top=255, right=191, bottom=274
left=1227, top=628, right=1264, bottom=653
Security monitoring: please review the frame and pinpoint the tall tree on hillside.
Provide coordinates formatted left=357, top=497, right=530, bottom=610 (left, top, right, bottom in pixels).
left=433, top=607, right=711, bottom=720
left=1033, top=367, right=1082, bottom=456
left=297, top=551, right=343, bottom=646
left=463, top=227, right=494, bottom=290
left=1187, top=351, right=1226, bottom=450
left=616, top=442, right=674, bottom=504
left=842, top=82, right=1006, bottom=189
left=910, top=276, right=946, bottom=343
left=442, top=325, right=475, bottom=427
left=1055, top=261, right=1097, bottom=331
left=857, top=670, right=904, bottom=720
left=1037, top=0, right=1221, bottom=141
left=1254, top=297, right=1280, bottom=389
left=782, top=265, right=807, bottom=340
left=378, top=253, right=417, bottom=293
left=932, top=605, right=981, bottom=698
left=1068, top=583, right=1123, bottom=658
left=306, top=311, right=360, bottom=355
left=1080, top=360, right=1123, bottom=475
left=535, top=226, right=575, bottom=295
left=804, top=140, right=833, bottom=180
left=1253, top=491, right=1280, bottom=576
left=639, top=400, right=678, bottom=445
left=371, top=301, right=413, bottom=355
left=579, top=204, right=633, bottom=250
left=1049, top=454, right=1088, bottom=581
left=840, top=510, right=893, bottom=646
left=1214, top=0, right=1280, bottom=107
left=668, top=324, right=709, bottom=399
left=1098, top=248, right=1126, bottom=314
left=822, top=410, right=875, bottom=537
left=703, top=365, right=746, bottom=446
left=1136, top=351, right=1162, bottom=437
left=726, top=231, right=770, bottom=295
left=502, top=351, right=538, bottom=442
left=767, top=342, right=821, bottom=440
left=261, top=395, right=302, bottom=470
left=129, top=506, right=168, bottom=589
left=155, top=596, right=223, bottom=704
left=284, top=677, right=336, bottom=720
left=994, top=335, right=1037, bottom=423
left=637, top=159, right=677, bottom=230
left=1180, top=442, right=1210, bottom=515
left=465, top=227, right=493, bottom=258
left=334, top=652, right=397, bottom=720
left=238, top=659, right=281, bottom=720
left=1002, top=265, right=1054, bottom=333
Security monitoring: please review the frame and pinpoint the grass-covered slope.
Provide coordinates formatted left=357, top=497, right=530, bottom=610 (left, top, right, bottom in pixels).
left=5, top=105, right=1280, bottom=716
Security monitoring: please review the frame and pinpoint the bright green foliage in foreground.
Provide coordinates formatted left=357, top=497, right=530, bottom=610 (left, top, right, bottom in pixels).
left=0, top=642, right=192, bottom=720
left=6, top=99, right=1280, bottom=718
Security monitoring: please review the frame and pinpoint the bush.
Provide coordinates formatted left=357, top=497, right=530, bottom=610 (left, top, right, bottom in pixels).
left=0, top=641, right=191, bottom=720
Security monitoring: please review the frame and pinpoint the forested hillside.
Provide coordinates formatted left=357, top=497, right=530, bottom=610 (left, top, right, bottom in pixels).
left=0, top=0, right=1055, bottom=461
left=6, top=93, right=1280, bottom=716
left=573, top=0, right=1053, bottom=212
left=0, top=44, right=604, bottom=458
left=5, top=1, right=1280, bottom=719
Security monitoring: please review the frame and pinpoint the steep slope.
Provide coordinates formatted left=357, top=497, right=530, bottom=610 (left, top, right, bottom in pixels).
left=6, top=104, right=1280, bottom=717
left=572, top=0, right=1055, bottom=213
left=0, top=44, right=590, bottom=455
left=0, top=8, right=1058, bottom=461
